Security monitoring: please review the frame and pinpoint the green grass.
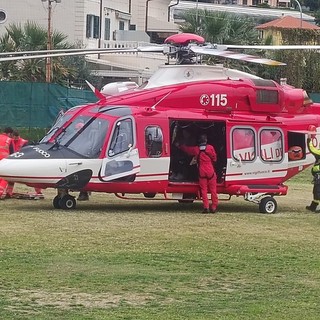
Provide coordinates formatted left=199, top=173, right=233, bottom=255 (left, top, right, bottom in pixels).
left=0, top=172, right=319, bottom=319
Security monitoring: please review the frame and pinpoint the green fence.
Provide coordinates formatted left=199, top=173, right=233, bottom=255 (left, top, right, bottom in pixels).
left=310, top=93, right=320, bottom=103
left=0, top=81, right=98, bottom=129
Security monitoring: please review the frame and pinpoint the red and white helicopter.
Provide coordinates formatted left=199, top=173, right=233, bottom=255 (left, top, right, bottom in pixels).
left=0, top=33, right=320, bottom=213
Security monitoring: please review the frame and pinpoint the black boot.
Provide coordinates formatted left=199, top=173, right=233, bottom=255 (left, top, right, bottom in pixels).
left=306, top=201, right=317, bottom=211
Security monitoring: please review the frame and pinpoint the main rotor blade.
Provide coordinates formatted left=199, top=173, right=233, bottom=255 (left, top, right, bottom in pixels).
left=222, top=44, right=320, bottom=50
left=0, top=46, right=165, bottom=62
left=0, top=48, right=102, bottom=57
left=191, top=46, right=286, bottom=66
left=0, top=45, right=164, bottom=57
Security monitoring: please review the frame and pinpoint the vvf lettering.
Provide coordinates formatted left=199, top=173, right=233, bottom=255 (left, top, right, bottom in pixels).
left=261, top=147, right=282, bottom=160
left=239, top=151, right=255, bottom=161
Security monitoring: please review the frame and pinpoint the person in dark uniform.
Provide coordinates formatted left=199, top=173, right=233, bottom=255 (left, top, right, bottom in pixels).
left=306, top=132, right=320, bottom=212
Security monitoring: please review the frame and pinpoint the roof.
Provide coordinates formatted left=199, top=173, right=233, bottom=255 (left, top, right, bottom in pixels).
left=256, top=15, right=320, bottom=30
left=172, top=1, right=315, bottom=22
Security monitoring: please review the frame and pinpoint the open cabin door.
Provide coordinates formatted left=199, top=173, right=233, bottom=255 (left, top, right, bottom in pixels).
left=99, top=117, right=140, bottom=182
left=226, top=124, right=287, bottom=183
left=168, top=120, right=227, bottom=184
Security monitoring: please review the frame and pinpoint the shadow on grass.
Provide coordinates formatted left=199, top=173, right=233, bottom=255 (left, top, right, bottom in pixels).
left=7, top=196, right=260, bottom=215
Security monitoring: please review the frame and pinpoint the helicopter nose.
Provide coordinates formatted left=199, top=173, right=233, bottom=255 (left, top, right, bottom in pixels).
left=0, top=158, right=67, bottom=185
left=0, top=158, right=16, bottom=182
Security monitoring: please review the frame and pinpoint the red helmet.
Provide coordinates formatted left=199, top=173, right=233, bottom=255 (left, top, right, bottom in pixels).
left=288, top=146, right=303, bottom=161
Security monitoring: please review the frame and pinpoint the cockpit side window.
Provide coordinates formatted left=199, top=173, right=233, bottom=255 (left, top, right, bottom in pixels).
left=108, top=118, right=133, bottom=157
left=145, top=126, right=163, bottom=158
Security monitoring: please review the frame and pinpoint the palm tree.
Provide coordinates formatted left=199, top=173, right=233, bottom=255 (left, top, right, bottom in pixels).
left=0, top=21, right=91, bottom=85
left=179, top=10, right=262, bottom=74
left=179, top=10, right=259, bottom=45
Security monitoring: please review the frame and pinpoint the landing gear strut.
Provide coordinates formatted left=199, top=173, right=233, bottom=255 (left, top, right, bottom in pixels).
left=245, top=192, right=278, bottom=214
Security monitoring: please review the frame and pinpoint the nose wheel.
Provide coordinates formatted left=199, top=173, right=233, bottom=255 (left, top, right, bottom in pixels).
left=53, top=194, right=76, bottom=210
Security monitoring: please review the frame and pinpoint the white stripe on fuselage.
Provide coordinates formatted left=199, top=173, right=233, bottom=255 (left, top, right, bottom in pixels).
left=0, top=157, right=171, bottom=185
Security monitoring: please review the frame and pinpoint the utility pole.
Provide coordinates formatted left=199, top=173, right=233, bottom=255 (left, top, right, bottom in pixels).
left=41, top=0, right=61, bottom=83
left=292, top=0, right=303, bottom=28
left=98, top=0, right=103, bottom=59
left=292, top=0, right=303, bottom=44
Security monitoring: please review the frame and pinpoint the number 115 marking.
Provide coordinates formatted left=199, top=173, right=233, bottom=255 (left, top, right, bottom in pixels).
left=211, top=94, right=228, bottom=107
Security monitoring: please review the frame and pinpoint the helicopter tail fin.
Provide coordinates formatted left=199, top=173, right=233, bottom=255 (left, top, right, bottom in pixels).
left=85, top=80, right=105, bottom=100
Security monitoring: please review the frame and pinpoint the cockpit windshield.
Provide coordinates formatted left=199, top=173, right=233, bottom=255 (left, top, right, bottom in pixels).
left=42, top=115, right=109, bottom=158
left=41, top=111, right=73, bottom=143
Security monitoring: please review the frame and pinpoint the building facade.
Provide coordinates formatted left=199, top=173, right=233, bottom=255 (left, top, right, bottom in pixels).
left=0, top=0, right=178, bottom=48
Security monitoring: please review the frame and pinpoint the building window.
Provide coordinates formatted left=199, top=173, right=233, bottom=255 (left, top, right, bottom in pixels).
left=119, top=20, right=125, bottom=30
left=105, top=18, right=110, bottom=40
left=86, top=14, right=100, bottom=39
left=145, top=126, right=163, bottom=158
left=129, top=24, right=136, bottom=30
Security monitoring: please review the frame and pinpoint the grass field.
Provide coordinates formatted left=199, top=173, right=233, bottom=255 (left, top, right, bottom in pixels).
left=1, top=170, right=320, bottom=319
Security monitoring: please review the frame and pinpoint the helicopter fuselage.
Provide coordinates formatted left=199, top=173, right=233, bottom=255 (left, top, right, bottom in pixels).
left=0, top=65, right=319, bottom=212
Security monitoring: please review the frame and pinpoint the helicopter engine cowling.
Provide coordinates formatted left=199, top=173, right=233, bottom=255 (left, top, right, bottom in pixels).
left=100, top=82, right=138, bottom=96
left=282, top=87, right=312, bottom=113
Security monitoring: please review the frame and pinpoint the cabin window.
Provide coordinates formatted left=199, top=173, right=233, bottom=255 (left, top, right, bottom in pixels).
left=108, top=118, right=133, bottom=157
left=256, top=89, right=278, bottom=104
left=145, top=126, right=163, bottom=158
left=288, top=132, right=305, bottom=161
left=260, top=129, right=283, bottom=162
left=232, top=128, right=255, bottom=161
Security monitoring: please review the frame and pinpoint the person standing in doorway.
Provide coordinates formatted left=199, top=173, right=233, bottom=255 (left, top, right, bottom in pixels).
left=176, top=133, right=218, bottom=213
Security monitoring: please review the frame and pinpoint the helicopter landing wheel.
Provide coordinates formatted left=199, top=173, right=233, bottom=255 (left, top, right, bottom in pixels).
left=53, top=195, right=61, bottom=209
left=59, top=195, right=76, bottom=210
left=259, top=197, right=277, bottom=214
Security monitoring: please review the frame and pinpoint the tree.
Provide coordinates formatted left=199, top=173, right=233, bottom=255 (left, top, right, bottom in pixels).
left=0, top=22, right=93, bottom=86
left=178, top=10, right=262, bottom=74
left=302, top=0, right=320, bottom=11
left=179, top=9, right=259, bottom=45
left=178, top=9, right=320, bottom=92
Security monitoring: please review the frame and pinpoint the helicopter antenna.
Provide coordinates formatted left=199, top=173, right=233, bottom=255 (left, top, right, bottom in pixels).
left=149, top=91, right=172, bottom=110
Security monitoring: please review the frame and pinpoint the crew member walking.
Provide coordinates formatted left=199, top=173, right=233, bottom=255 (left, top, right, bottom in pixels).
left=0, top=127, right=14, bottom=199
left=176, top=133, right=218, bottom=213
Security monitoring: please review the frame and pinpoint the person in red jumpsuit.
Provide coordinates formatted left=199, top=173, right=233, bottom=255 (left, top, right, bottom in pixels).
left=6, top=130, right=44, bottom=198
left=176, top=133, right=218, bottom=213
left=0, top=127, right=14, bottom=199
